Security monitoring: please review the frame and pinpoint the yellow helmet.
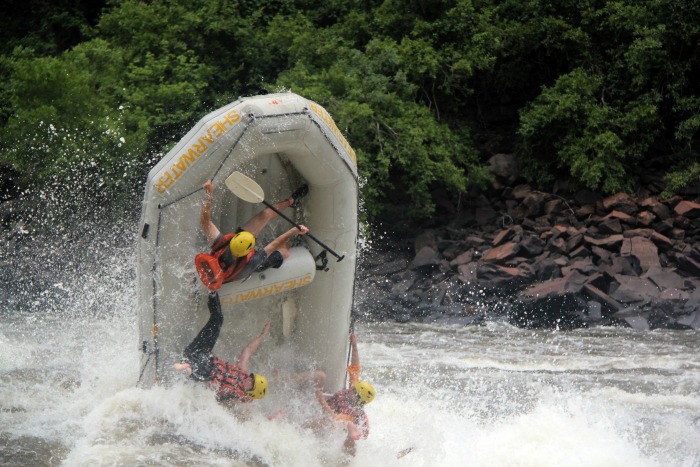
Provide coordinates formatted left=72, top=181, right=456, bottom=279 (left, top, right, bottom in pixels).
left=229, top=231, right=255, bottom=257
left=247, top=373, right=268, bottom=400
left=354, top=381, right=375, bottom=404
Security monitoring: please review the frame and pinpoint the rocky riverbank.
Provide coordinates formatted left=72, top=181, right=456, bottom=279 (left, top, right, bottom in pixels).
left=356, top=183, right=700, bottom=330
left=4, top=160, right=700, bottom=330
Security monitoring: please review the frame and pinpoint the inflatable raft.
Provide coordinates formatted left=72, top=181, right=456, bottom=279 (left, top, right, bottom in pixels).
left=136, top=92, right=358, bottom=392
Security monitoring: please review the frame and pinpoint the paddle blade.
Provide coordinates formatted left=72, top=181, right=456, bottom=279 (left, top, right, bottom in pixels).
left=225, top=171, right=265, bottom=203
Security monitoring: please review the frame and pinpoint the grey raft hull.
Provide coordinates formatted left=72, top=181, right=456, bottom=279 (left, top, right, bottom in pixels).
left=137, top=93, right=358, bottom=392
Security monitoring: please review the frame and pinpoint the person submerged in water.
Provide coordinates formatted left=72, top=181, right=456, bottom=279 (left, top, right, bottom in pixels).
left=314, top=333, right=376, bottom=456
left=173, top=291, right=271, bottom=403
left=195, top=179, right=309, bottom=290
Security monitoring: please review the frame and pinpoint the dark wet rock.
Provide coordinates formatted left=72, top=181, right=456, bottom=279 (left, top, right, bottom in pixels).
left=365, top=258, right=410, bottom=276
left=521, top=275, right=584, bottom=298
left=562, top=257, right=596, bottom=275
left=357, top=186, right=700, bottom=330
left=532, top=257, right=562, bottom=281
left=547, top=236, right=568, bottom=255
left=623, top=315, right=650, bottom=331
left=544, top=198, right=565, bottom=216
left=621, top=236, right=660, bottom=273
left=650, top=201, right=671, bottom=220
left=586, top=300, right=602, bottom=321
left=449, top=250, right=474, bottom=266
left=599, top=218, right=623, bottom=234
left=659, top=288, right=689, bottom=300
left=573, top=189, right=601, bottom=206
left=582, top=284, right=622, bottom=313
left=519, top=235, right=545, bottom=256
left=676, top=254, right=700, bottom=276
left=676, top=310, right=700, bottom=329
left=602, top=193, right=638, bottom=215
left=521, top=192, right=547, bottom=218
left=477, top=262, right=535, bottom=293
left=492, top=226, right=517, bottom=246
left=482, top=242, right=520, bottom=262
left=637, top=211, right=655, bottom=227
left=488, top=153, right=521, bottom=185
left=668, top=228, right=686, bottom=240
left=456, top=262, right=479, bottom=283
left=566, top=233, right=584, bottom=252
left=510, top=292, right=588, bottom=329
left=609, top=275, right=658, bottom=303
left=674, top=200, right=700, bottom=218
left=584, top=234, right=624, bottom=250
left=605, top=209, right=635, bottom=223
left=575, top=204, right=596, bottom=219
left=389, top=271, right=418, bottom=295
left=414, top=230, right=438, bottom=252
left=410, top=246, right=440, bottom=269
left=569, top=245, right=591, bottom=259
left=512, top=184, right=533, bottom=200
left=642, top=266, right=685, bottom=291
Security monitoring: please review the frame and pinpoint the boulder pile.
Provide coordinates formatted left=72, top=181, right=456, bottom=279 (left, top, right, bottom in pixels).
left=357, top=185, right=700, bottom=330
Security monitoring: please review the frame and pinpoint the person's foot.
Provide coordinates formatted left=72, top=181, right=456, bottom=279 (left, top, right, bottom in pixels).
left=289, top=184, right=309, bottom=208
left=173, top=362, right=192, bottom=377
left=347, top=422, right=362, bottom=441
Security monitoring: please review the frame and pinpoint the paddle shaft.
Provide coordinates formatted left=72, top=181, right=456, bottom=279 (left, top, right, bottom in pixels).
left=262, top=200, right=345, bottom=262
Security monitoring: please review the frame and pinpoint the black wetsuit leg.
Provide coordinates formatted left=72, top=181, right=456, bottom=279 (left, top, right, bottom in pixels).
left=183, top=292, right=224, bottom=380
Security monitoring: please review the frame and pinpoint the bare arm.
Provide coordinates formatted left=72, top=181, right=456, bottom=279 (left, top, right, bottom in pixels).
left=237, top=319, right=271, bottom=372
left=263, top=224, right=309, bottom=256
left=316, top=389, right=334, bottom=416
left=200, top=180, right=220, bottom=245
left=349, top=333, right=360, bottom=366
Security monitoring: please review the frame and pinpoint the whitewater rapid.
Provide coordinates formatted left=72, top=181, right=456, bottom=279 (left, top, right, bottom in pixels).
left=2, top=305, right=699, bottom=466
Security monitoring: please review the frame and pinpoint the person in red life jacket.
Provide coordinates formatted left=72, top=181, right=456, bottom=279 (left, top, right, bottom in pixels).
left=173, top=291, right=271, bottom=403
left=314, top=333, right=376, bottom=456
left=195, top=179, right=310, bottom=290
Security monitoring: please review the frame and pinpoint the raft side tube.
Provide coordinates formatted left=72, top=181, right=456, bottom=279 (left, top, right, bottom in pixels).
left=218, top=247, right=316, bottom=308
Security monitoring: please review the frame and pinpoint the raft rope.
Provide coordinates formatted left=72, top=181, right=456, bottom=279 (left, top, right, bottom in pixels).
left=138, top=105, right=360, bottom=386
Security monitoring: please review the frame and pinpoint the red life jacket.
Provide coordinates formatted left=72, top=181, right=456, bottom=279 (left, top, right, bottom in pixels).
left=195, top=233, right=255, bottom=290
left=326, top=389, right=369, bottom=438
left=209, top=356, right=251, bottom=403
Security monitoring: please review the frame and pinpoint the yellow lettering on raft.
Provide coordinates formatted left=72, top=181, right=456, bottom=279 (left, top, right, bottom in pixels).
left=308, top=103, right=357, bottom=165
left=154, top=109, right=242, bottom=194
left=219, top=274, right=313, bottom=305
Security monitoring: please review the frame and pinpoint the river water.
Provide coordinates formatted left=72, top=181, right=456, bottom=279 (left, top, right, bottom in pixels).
left=1, top=201, right=700, bottom=466
left=2, top=291, right=699, bottom=466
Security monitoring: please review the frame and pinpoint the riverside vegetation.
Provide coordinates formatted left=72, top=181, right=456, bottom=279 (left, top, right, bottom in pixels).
left=2, top=1, right=700, bottom=328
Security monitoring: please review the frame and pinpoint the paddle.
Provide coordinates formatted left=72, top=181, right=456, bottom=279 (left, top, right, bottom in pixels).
left=225, top=171, right=345, bottom=262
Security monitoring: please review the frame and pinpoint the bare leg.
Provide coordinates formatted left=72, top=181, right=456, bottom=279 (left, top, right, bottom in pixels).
left=242, top=199, right=293, bottom=237
left=343, top=422, right=361, bottom=456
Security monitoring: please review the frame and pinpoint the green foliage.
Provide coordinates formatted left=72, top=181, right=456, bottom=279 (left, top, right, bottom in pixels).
left=0, top=0, right=106, bottom=55
left=662, top=162, right=700, bottom=200
left=274, top=29, right=490, bottom=222
left=514, top=0, right=700, bottom=195
left=2, top=0, right=700, bottom=228
left=2, top=47, right=113, bottom=176
left=518, top=68, right=662, bottom=193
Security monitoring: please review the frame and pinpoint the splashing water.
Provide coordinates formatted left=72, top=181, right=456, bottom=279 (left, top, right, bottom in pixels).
left=2, top=177, right=700, bottom=466
left=3, top=300, right=700, bottom=466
